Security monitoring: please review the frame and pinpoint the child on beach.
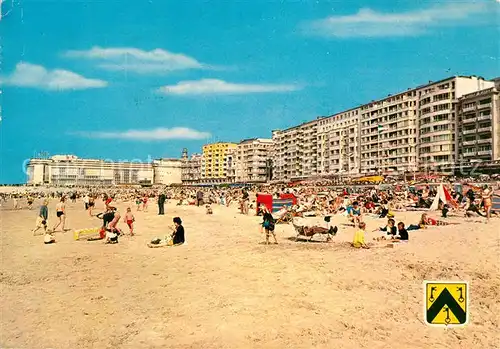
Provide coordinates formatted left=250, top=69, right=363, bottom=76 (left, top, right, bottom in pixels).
left=262, top=206, right=278, bottom=245
left=393, top=222, right=409, bottom=241
left=32, top=200, right=49, bottom=235
left=374, top=218, right=396, bottom=241
left=352, top=222, right=369, bottom=249
left=136, top=197, right=142, bottom=211
left=142, top=195, right=148, bottom=212
left=206, top=204, right=213, bottom=214
left=123, top=207, right=135, bottom=236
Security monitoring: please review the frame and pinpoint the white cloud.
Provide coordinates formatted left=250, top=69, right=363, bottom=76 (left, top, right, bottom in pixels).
left=75, top=127, right=210, bottom=141
left=157, top=79, right=301, bottom=95
left=64, top=46, right=211, bottom=73
left=304, top=2, right=491, bottom=38
left=0, top=62, right=107, bottom=90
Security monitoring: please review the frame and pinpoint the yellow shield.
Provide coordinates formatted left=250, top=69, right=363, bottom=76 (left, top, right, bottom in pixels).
left=424, top=281, right=469, bottom=327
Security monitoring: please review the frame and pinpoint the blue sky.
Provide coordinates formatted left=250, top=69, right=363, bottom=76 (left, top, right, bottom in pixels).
left=0, top=0, right=498, bottom=183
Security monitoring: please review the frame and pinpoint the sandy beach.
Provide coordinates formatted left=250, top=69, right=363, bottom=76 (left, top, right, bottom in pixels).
left=1, top=198, right=499, bottom=349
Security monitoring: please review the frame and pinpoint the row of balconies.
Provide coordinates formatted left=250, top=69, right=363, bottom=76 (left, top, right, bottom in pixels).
left=463, top=126, right=492, bottom=135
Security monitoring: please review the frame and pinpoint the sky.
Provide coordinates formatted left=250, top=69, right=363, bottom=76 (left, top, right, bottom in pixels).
left=0, top=0, right=499, bottom=183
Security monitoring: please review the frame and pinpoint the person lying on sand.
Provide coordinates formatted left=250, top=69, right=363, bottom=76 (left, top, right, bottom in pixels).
left=293, top=217, right=338, bottom=242
left=373, top=218, right=397, bottom=241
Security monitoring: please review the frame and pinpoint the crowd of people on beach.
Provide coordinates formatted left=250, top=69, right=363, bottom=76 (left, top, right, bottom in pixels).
left=2, top=178, right=498, bottom=248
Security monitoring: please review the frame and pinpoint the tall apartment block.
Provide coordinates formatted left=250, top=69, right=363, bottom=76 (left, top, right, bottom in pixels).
left=201, top=142, right=238, bottom=184
left=318, top=108, right=361, bottom=175
left=235, top=138, right=274, bottom=183
left=360, top=89, right=419, bottom=174
left=272, top=120, right=318, bottom=181
left=457, top=86, right=500, bottom=163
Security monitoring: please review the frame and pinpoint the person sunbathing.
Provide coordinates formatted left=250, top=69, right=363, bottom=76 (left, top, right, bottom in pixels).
left=293, top=217, right=338, bottom=242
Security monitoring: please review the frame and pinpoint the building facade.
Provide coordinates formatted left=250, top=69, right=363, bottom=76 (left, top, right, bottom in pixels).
left=456, top=86, right=500, bottom=163
left=417, top=76, right=494, bottom=171
left=235, top=138, right=273, bottom=182
left=181, top=151, right=203, bottom=185
left=200, top=142, right=238, bottom=184
left=152, top=158, right=183, bottom=185
left=27, top=155, right=154, bottom=186
left=318, top=108, right=361, bottom=176
left=272, top=120, right=318, bottom=181
left=271, top=75, right=495, bottom=181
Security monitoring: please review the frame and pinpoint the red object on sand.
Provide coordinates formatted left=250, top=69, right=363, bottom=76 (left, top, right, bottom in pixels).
left=256, top=193, right=273, bottom=214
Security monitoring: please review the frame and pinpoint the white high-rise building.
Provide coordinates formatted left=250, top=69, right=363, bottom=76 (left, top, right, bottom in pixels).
left=235, top=138, right=273, bottom=183
left=318, top=108, right=361, bottom=176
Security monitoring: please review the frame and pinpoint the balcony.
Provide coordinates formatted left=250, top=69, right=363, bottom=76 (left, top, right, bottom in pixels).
left=477, top=150, right=492, bottom=156
left=462, top=106, right=476, bottom=112
left=463, top=152, right=477, bottom=157
left=477, top=103, right=492, bottom=109
left=463, top=129, right=477, bottom=135
left=477, top=139, right=491, bottom=145
left=462, top=117, right=476, bottom=124
left=462, top=140, right=476, bottom=146
left=477, top=114, right=491, bottom=121
left=478, top=126, right=492, bottom=133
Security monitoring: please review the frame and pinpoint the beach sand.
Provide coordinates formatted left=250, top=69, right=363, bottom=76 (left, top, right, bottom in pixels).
left=1, top=199, right=499, bottom=349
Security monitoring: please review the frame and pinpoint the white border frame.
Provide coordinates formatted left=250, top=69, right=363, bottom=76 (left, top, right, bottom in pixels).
left=423, top=280, right=470, bottom=328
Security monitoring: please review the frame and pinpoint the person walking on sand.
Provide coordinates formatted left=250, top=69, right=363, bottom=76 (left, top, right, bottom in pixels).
left=88, top=195, right=95, bottom=217
left=123, top=207, right=135, bottom=236
left=158, top=191, right=166, bottom=215
left=482, top=185, right=493, bottom=223
left=32, top=200, right=49, bottom=235
left=142, top=195, right=149, bottom=212
left=52, top=197, right=66, bottom=232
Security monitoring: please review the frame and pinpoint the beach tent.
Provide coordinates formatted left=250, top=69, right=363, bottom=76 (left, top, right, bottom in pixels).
left=429, top=184, right=456, bottom=210
left=256, top=193, right=297, bottom=214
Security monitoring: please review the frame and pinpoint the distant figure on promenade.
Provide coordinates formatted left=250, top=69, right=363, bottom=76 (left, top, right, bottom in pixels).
left=158, top=192, right=166, bottom=215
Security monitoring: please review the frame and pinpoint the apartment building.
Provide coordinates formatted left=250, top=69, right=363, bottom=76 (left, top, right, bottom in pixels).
left=457, top=86, right=500, bottom=163
left=318, top=108, right=361, bottom=175
left=272, top=119, right=318, bottom=181
left=235, top=138, right=273, bottom=183
left=201, top=142, right=238, bottom=183
left=181, top=150, right=203, bottom=185
left=417, top=76, right=494, bottom=171
left=26, top=155, right=154, bottom=186
left=360, top=90, right=419, bottom=174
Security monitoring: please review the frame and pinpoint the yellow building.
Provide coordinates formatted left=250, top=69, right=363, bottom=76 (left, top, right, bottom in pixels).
left=201, top=142, right=238, bottom=183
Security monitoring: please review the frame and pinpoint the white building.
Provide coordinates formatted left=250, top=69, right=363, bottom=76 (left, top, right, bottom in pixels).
left=27, top=155, right=154, bottom=186
left=417, top=76, right=494, bottom=171
left=235, top=138, right=273, bottom=183
left=457, top=86, right=500, bottom=163
left=272, top=119, right=318, bottom=181
left=318, top=108, right=361, bottom=176
left=152, top=158, right=183, bottom=185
